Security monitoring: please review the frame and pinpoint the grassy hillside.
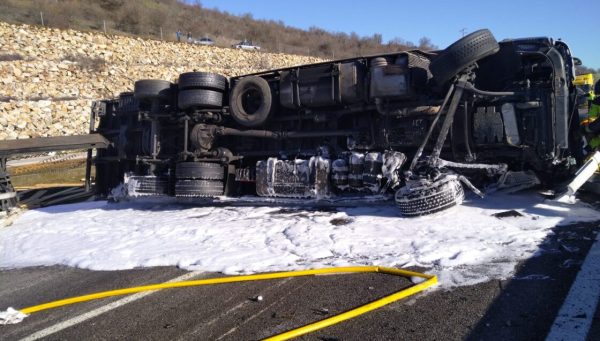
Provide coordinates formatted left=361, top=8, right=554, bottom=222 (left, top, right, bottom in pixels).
left=0, top=0, right=437, bottom=59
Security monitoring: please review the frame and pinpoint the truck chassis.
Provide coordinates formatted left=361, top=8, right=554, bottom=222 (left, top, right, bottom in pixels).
left=90, top=29, right=580, bottom=216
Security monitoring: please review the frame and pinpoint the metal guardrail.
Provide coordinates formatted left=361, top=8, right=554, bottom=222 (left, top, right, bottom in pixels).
left=0, top=134, right=109, bottom=158
left=0, top=134, right=110, bottom=212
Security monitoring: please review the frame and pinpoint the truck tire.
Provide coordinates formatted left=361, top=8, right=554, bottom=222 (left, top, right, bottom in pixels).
left=178, top=89, right=223, bottom=110
left=430, top=29, right=500, bottom=84
left=176, top=162, right=225, bottom=180
left=175, top=179, right=224, bottom=197
left=178, top=72, right=227, bottom=91
left=229, top=76, right=272, bottom=127
left=127, top=176, right=169, bottom=196
left=134, top=79, right=172, bottom=101
left=395, top=174, right=464, bottom=217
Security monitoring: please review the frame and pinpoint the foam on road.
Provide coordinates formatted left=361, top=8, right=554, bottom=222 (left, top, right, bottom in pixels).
left=1, top=192, right=599, bottom=288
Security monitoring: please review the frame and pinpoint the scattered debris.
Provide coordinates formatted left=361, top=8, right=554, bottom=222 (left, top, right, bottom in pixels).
left=313, top=308, right=330, bottom=316
left=559, top=259, right=583, bottom=269
left=560, top=244, right=580, bottom=253
left=329, top=217, right=353, bottom=226
left=492, top=210, right=524, bottom=219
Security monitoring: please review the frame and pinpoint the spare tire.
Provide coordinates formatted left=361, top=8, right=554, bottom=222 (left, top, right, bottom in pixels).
left=134, top=79, right=172, bottom=101
left=395, top=174, right=464, bottom=217
left=178, top=72, right=227, bottom=91
left=430, top=29, right=500, bottom=84
left=178, top=89, right=223, bottom=110
left=229, top=76, right=272, bottom=127
left=176, top=162, right=224, bottom=180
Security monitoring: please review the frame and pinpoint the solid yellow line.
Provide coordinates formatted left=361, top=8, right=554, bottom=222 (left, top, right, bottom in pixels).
left=18, top=266, right=437, bottom=340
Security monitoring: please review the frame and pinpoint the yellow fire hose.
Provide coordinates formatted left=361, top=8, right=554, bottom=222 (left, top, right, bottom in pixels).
left=15, top=266, right=437, bottom=340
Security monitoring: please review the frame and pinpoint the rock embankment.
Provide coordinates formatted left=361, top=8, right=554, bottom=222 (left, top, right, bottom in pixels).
left=0, top=22, right=323, bottom=140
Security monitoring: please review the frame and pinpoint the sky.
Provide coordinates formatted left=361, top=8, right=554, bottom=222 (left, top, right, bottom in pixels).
left=198, top=0, right=600, bottom=69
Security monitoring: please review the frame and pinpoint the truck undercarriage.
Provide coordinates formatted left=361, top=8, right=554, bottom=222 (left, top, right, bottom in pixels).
left=91, top=29, right=580, bottom=216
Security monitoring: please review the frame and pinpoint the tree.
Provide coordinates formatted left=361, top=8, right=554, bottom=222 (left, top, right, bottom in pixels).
left=98, top=0, right=125, bottom=11
left=418, top=37, right=437, bottom=50
left=576, top=65, right=599, bottom=76
left=371, top=33, right=383, bottom=45
left=116, top=2, right=145, bottom=34
left=0, top=0, right=429, bottom=58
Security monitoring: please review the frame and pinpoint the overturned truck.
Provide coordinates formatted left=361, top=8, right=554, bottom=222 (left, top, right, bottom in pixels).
left=93, top=29, right=581, bottom=216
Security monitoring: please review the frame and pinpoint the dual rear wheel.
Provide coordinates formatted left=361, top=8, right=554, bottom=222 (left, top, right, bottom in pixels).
left=177, top=72, right=228, bottom=111
left=175, top=162, right=225, bottom=197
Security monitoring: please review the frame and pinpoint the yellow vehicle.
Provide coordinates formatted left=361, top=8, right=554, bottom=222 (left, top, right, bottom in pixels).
left=575, top=73, right=594, bottom=108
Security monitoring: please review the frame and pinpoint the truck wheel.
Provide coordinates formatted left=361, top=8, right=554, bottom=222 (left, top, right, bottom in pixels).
left=395, top=174, right=465, bottom=217
left=229, top=76, right=272, bottom=127
left=430, top=29, right=499, bottom=84
left=178, top=89, right=223, bottom=110
left=134, top=79, right=172, bottom=101
left=175, top=179, right=224, bottom=197
left=176, top=162, right=225, bottom=180
left=127, top=176, right=169, bottom=196
left=178, top=72, right=227, bottom=91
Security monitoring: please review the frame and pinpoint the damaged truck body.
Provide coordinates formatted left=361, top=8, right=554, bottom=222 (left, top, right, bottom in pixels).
left=92, top=29, right=581, bottom=216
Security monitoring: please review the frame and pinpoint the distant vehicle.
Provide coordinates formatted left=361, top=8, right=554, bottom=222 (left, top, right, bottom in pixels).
left=194, top=37, right=215, bottom=46
left=232, top=39, right=260, bottom=50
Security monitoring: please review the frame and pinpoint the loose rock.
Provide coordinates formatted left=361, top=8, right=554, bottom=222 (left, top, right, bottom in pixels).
left=0, top=21, right=324, bottom=140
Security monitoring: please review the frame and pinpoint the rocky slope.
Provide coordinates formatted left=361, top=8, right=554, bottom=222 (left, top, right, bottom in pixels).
left=0, top=22, right=323, bottom=140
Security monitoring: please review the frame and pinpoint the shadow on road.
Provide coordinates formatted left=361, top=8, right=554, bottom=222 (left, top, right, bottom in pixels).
left=465, top=219, right=599, bottom=341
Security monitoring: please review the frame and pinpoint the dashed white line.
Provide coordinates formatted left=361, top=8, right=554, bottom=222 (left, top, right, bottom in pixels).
left=546, top=231, right=600, bottom=341
left=20, top=271, right=204, bottom=341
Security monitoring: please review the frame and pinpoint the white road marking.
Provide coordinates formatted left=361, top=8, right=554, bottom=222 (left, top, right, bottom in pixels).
left=546, top=231, right=600, bottom=341
left=20, top=271, right=204, bottom=341
left=184, top=277, right=294, bottom=340
left=215, top=278, right=305, bottom=340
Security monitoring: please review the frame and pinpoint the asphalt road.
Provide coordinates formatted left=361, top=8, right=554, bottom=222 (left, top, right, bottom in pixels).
left=1, top=218, right=599, bottom=341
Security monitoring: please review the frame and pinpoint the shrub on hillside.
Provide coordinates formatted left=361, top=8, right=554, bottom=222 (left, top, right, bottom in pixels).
left=0, top=53, right=24, bottom=61
left=63, top=53, right=106, bottom=72
left=0, top=0, right=429, bottom=59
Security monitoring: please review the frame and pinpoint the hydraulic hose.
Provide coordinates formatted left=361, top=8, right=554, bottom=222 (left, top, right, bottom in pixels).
left=7, top=266, right=437, bottom=340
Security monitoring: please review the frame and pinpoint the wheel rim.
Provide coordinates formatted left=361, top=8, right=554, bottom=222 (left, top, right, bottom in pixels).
left=241, top=87, right=263, bottom=116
